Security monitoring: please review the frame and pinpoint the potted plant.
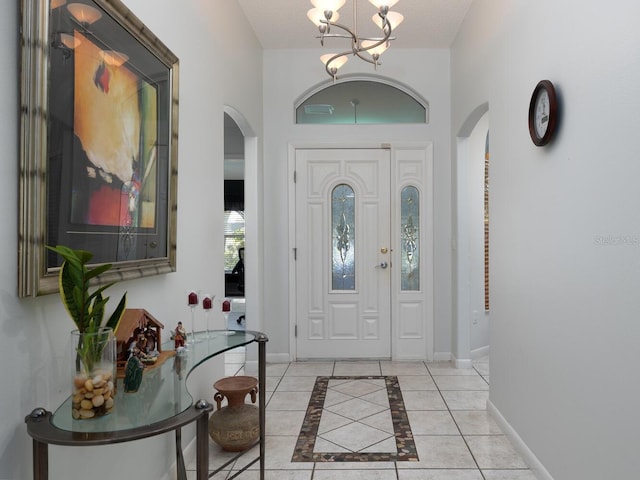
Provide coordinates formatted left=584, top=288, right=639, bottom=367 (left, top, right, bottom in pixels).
left=48, top=245, right=127, bottom=419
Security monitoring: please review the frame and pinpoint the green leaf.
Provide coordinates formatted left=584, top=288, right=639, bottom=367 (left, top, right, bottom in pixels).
left=59, top=263, right=84, bottom=330
left=87, top=281, right=118, bottom=303
left=89, top=293, right=107, bottom=331
left=105, top=292, right=127, bottom=332
left=48, top=245, right=91, bottom=270
left=85, top=263, right=113, bottom=281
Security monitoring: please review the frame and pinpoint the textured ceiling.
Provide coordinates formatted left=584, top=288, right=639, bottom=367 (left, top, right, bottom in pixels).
left=237, top=0, right=474, bottom=50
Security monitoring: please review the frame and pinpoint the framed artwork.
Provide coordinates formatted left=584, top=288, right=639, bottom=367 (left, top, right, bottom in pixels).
left=19, top=0, right=179, bottom=297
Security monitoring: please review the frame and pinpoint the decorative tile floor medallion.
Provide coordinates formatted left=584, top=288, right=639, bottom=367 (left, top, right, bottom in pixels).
left=292, top=376, right=418, bottom=462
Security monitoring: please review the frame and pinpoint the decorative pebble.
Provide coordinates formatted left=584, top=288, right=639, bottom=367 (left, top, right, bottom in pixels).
left=74, top=376, right=87, bottom=389
left=72, top=370, right=115, bottom=420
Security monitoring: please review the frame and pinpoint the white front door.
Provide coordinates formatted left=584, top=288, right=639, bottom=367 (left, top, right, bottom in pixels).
left=295, top=148, right=391, bottom=359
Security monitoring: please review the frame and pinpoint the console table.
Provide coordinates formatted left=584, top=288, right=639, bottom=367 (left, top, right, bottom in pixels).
left=25, top=330, right=268, bottom=480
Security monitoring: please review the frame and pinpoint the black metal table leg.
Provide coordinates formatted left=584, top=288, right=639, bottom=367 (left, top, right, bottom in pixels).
left=196, top=402, right=210, bottom=480
left=32, top=439, right=48, bottom=480
left=175, top=428, right=186, bottom=480
left=257, top=335, right=267, bottom=480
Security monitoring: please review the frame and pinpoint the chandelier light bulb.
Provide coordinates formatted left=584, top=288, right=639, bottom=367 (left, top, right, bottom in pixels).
left=307, top=7, right=339, bottom=27
left=67, top=3, right=103, bottom=25
left=320, top=54, right=348, bottom=70
left=102, top=50, right=129, bottom=67
left=59, top=33, right=81, bottom=49
left=361, top=39, right=389, bottom=57
left=311, top=0, right=346, bottom=12
left=368, top=0, right=400, bottom=8
left=372, top=11, right=404, bottom=30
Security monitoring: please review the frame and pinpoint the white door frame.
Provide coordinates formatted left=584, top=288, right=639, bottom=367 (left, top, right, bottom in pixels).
left=288, top=142, right=434, bottom=361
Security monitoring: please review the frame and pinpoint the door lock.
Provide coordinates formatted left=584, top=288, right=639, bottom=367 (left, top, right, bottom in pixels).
left=380, top=247, right=388, bottom=254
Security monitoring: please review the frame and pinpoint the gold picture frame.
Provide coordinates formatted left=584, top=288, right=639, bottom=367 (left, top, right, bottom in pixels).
left=19, top=0, right=179, bottom=297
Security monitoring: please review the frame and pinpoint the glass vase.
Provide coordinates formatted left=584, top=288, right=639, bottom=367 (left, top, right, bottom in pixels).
left=71, top=327, right=116, bottom=420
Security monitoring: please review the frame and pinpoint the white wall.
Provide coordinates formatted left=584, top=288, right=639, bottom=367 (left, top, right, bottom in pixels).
left=452, top=1, right=640, bottom=478
left=260, top=48, right=454, bottom=359
left=1, top=1, right=262, bottom=479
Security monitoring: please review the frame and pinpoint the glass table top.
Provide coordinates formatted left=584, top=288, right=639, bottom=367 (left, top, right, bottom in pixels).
left=52, top=330, right=256, bottom=433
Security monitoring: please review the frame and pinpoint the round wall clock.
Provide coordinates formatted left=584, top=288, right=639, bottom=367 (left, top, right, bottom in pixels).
left=528, top=80, right=558, bottom=146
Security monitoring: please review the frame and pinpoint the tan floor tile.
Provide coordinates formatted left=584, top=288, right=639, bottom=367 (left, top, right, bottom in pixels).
left=398, top=470, right=484, bottom=479
left=441, top=391, right=489, bottom=411
left=482, top=470, right=539, bottom=480
left=397, top=436, right=477, bottom=469
left=314, top=469, right=398, bottom=479
left=465, top=435, right=528, bottom=469
left=432, top=376, right=489, bottom=391
left=402, top=390, right=448, bottom=410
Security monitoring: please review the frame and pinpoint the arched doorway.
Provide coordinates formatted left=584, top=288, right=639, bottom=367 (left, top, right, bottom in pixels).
left=224, top=106, right=261, bottom=338
left=454, top=103, right=490, bottom=369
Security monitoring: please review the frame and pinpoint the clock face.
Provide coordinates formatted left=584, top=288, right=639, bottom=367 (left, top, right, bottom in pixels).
left=528, top=80, right=558, bottom=146
left=534, top=89, right=550, bottom=138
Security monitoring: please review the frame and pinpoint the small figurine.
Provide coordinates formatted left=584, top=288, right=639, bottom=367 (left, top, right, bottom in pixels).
left=174, top=321, right=186, bottom=349
left=124, top=355, right=144, bottom=393
left=135, top=332, right=148, bottom=354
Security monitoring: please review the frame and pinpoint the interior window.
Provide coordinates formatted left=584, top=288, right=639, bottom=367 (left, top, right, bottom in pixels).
left=296, top=79, right=427, bottom=125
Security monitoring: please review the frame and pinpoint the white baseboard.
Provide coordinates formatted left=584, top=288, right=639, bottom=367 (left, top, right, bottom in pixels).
left=266, top=353, right=291, bottom=363
left=454, top=358, right=473, bottom=369
left=433, top=352, right=452, bottom=362
left=471, top=345, right=490, bottom=359
left=393, top=355, right=431, bottom=361
left=449, top=352, right=473, bottom=369
left=243, top=353, right=291, bottom=374
left=487, top=400, right=554, bottom=480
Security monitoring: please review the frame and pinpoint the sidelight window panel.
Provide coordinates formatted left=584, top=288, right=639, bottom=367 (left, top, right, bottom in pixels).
left=401, top=186, right=420, bottom=291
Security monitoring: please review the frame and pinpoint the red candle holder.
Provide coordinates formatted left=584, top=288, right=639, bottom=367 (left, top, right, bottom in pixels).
left=188, top=291, right=198, bottom=306
left=202, top=294, right=214, bottom=337
left=187, top=290, right=199, bottom=343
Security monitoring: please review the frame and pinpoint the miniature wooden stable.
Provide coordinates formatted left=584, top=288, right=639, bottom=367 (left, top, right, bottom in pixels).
left=115, top=308, right=165, bottom=377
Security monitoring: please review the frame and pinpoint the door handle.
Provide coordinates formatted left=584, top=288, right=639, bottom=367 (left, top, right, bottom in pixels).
left=376, top=261, right=388, bottom=269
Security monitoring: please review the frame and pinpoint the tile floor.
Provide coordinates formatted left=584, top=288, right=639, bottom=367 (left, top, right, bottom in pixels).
left=186, top=350, right=538, bottom=480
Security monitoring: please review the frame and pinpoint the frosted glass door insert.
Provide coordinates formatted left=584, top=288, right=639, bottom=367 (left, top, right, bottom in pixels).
left=401, top=186, right=419, bottom=291
left=332, top=184, right=356, bottom=290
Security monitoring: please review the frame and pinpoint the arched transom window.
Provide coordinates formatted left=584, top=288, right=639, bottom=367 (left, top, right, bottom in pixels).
left=296, top=79, right=428, bottom=125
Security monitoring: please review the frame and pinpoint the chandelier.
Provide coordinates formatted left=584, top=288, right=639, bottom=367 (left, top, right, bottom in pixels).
left=308, top=0, right=404, bottom=80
